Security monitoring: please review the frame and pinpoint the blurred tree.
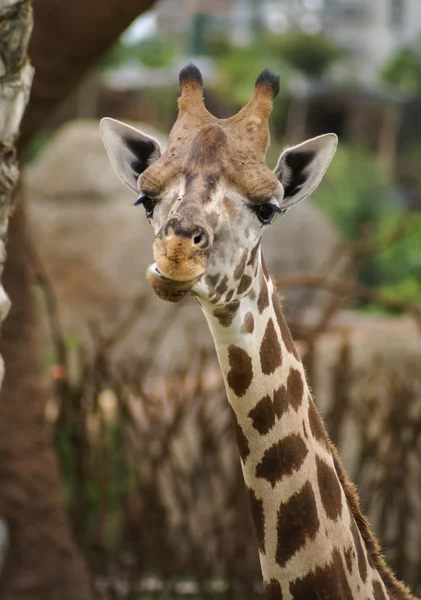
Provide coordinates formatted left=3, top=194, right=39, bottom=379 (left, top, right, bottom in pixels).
left=269, top=30, right=345, bottom=80
left=207, top=34, right=291, bottom=138
left=314, top=145, right=392, bottom=243
left=0, top=1, right=156, bottom=599
left=100, top=35, right=174, bottom=70
left=213, top=38, right=286, bottom=106
left=375, top=213, right=421, bottom=304
left=381, top=45, right=421, bottom=95
left=210, top=30, right=345, bottom=143
left=0, top=3, right=32, bottom=339
left=313, top=143, right=421, bottom=304
left=0, top=0, right=34, bottom=592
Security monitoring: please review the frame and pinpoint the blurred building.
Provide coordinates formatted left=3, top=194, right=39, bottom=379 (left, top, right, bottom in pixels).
left=322, top=0, right=421, bottom=83
left=156, top=0, right=258, bottom=46
left=156, top=0, right=421, bottom=83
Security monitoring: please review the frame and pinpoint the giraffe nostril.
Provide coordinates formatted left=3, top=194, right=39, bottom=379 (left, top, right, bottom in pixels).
left=165, top=225, right=174, bottom=239
left=192, top=228, right=210, bottom=248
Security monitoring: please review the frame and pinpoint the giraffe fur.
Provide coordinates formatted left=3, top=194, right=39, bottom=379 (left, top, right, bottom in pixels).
left=101, top=64, right=417, bottom=600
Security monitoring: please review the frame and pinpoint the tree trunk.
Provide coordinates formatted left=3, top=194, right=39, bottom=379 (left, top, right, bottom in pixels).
left=0, top=1, right=33, bottom=372
left=20, top=0, right=157, bottom=149
left=0, top=0, right=34, bottom=579
left=0, top=198, right=94, bottom=600
left=0, top=1, right=156, bottom=599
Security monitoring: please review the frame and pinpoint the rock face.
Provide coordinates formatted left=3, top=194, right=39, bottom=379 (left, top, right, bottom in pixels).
left=26, top=119, right=343, bottom=367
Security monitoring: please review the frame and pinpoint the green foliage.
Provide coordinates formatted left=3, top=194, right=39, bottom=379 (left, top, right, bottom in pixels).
left=23, top=132, right=51, bottom=164
left=313, top=144, right=392, bottom=241
left=267, top=30, right=345, bottom=79
left=381, top=46, right=421, bottom=94
left=375, top=213, right=421, bottom=304
left=55, top=415, right=131, bottom=555
left=208, top=30, right=345, bottom=138
left=208, top=29, right=345, bottom=103
left=207, top=36, right=290, bottom=136
left=135, top=37, right=174, bottom=68
left=209, top=36, right=289, bottom=107
left=314, top=144, right=421, bottom=304
left=100, top=36, right=174, bottom=70
left=398, top=142, right=421, bottom=189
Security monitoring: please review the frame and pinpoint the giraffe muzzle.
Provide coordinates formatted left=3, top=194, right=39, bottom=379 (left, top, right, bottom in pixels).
left=146, top=219, right=212, bottom=302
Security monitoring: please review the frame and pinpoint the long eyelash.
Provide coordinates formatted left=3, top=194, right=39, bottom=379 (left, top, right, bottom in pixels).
left=133, top=195, right=157, bottom=221
left=249, top=203, right=282, bottom=216
left=133, top=195, right=145, bottom=206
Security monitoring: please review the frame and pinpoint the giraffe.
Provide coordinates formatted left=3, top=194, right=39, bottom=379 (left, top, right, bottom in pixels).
left=100, top=65, right=417, bottom=599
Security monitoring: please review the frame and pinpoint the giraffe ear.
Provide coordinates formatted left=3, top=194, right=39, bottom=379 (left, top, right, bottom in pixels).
left=274, top=133, right=337, bottom=208
left=100, top=118, right=161, bottom=193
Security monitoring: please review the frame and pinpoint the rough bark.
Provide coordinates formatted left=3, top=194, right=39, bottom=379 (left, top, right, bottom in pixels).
left=0, top=0, right=33, bottom=373
left=0, top=0, right=156, bottom=598
left=0, top=0, right=34, bottom=580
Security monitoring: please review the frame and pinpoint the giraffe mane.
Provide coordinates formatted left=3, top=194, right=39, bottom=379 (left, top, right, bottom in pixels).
left=278, top=284, right=414, bottom=598
left=330, top=444, right=416, bottom=599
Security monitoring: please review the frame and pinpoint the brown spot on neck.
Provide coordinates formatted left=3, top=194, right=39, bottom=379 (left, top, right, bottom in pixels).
left=234, top=249, right=248, bottom=281
left=227, top=344, right=253, bottom=397
left=241, top=311, right=254, bottom=334
left=225, top=289, right=234, bottom=303
left=316, top=456, right=343, bottom=521
left=230, top=408, right=250, bottom=462
left=206, top=273, right=219, bottom=291
left=256, top=434, right=308, bottom=488
left=260, top=318, right=283, bottom=375
left=331, top=451, right=414, bottom=599
left=273, top=385, right=288, bottom=419
left=247, top=240, right=260, bottom=267
left=215, top=274, right=228, bottom=295
left=344, top=546, right=353, bottom=574
left=286, top=368, right=304, bottom=411
left=308, top=400, right=330, bottom=449
left=289, top=547, right=352, bottom=599
left=265, top=579, right=283, bottom=600
left=248, top=395, right=276, bottom=435
left=238, top=274, right=252, bottom=295
left=372, top=580, right=388, bottom=600
left=350, top=513, right=368, bottom=583
left=257, top=271, right=270, bottom=314
left=213, top=301, right=240, bottom=327
left=276, top=480, right=319, bottom=568
left=248, top=488, right=265, bottom=554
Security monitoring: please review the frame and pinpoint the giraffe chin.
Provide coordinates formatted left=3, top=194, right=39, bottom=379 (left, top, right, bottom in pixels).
left=146, top=263, right=201, bottom=303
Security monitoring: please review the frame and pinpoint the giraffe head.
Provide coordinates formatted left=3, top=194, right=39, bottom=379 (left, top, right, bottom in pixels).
left=101, top=65, right=337, bottom=305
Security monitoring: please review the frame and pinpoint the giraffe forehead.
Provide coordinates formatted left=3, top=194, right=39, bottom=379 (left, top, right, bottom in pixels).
left=141, top=122, right=281, bottom=202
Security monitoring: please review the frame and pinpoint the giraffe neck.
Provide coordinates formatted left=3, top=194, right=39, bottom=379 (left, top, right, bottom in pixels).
left=199, top=261, right=412, bottom=600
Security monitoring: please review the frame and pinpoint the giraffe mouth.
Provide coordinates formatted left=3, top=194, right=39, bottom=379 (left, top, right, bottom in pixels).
left=146, top=263, right=201, bottom=303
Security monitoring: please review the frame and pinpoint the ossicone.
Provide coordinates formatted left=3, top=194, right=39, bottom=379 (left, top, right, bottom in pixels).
left=174, top=63, right=214, bottom=133
left=255, top=69, right=280, bottom=99
left=179, top=63, right=203, bottom=90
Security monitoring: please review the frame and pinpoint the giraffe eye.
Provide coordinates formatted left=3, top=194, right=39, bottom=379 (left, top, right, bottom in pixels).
left=133, top=195, right=158, bottom=221
left=254, top=203, right=281, bottom=224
